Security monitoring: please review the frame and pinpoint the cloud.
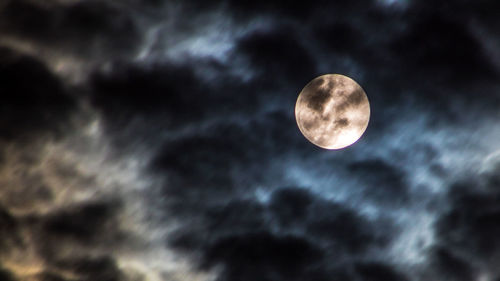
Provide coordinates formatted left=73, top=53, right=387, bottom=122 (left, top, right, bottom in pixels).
left=0, top=269, right=15, bottom=281
left=233, top=26, right=317, bottom=86
left=0, top=47, right=76, bottom=142
left=202, top=232, right=327, bottom=281
left=347, top=159, right=409, bottom=206
left=0, top=0, right=499, bottom=280
left=423, top=157, right=500, bottom=280
left=167, top=186, right=396, bottom=281
left=354, top=262, right=408, bottom=281
left=0, top=0, right=141, bottom=58
left=0, top=205, right=22, bottom=255
left=390, top=13, right=497, bottom=82
left=40, top=201, right=122, bottom=247
left=427, top=247, right=476, bottom=281
left=436, top=176, right=500, bottom=262
left=89, top=62, right=211, bottom=131
left=53, top=255, right=123, bottom=281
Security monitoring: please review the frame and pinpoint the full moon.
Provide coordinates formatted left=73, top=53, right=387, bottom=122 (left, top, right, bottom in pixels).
left=295, top=74, right=370, bottom=150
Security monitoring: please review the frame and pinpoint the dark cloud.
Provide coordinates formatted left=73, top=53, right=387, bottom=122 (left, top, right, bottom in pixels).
left=431, top=162, right=500, bottom=279
left=270, top=187, right=389, bottom=254
left=436, top=184, right=500, bottom=261
left=27, top=256, right=125, bottom=281
left=366, top=9, right=500, bottom=125
left=201, top=232, right=326, bottom=281
left=36, top=272, right=69, bottom=281
left=183, top=0, right=375, bottom=23
left=428, top=247, right=476, bottom=281
left=41, top=201, right=121, bottom=245
left=0, top=47, right=76, bottom=142
left=152, top=129, right=254, bottom=191
left=31, top=201, right=127, bottom=271
left=54, top=256, right=123, bottom=281
left=0, top=269, right=15, bottom=281
left=150, top=113, right=306, bottom=191
left=0, top=0, right=141, bottom=58
left=313, top=22, right=363, bottom=55
left=0, top=0, right=499, bottom=280
left=269, top=188, right=313, bottom=227
left=233, top=27, right=317, bottom=89
left=347, top=159, right=409, bottom=206
left=0, top=205, right=22, bottom=254
left=168, top=186, right=393, bottom=281
left=390, top=13, right=497, bottom=83
left=90, top=62, right=213, bottom=129
left=354, top=262, right=408, bottom=281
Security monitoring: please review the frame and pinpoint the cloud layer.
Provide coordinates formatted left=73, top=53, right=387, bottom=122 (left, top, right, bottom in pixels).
left=0, top=0, right=499, bottom=280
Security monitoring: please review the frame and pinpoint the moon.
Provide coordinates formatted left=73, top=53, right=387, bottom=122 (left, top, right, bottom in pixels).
left=295, top=74, right=370, bottom=150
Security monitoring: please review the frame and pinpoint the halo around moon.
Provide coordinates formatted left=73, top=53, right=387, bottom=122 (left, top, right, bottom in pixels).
left=295, top=74, right=370, bottom=150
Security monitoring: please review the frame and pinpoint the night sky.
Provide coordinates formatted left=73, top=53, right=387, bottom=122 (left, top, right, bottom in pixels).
left=0, top=0, right=500, bottom=280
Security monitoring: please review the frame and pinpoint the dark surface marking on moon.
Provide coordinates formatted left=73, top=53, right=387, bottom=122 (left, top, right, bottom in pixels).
left=333, top=89, right=365, bottom=113
left=335, top=118, right=349, bottom=127
left=335, top=100, right=351, bottom=113
left=327, top=80, right=339, bottom=91
left=303, top=120, right=315, bottom=131
left=311, top=77, right=326, bottom=88
left=347, top=89, right=365, bottom=105
left=306, top=88, right=330, bottom=112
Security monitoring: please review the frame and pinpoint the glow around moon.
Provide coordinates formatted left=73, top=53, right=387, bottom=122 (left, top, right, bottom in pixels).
left=295, top=74, right=370, bottom=150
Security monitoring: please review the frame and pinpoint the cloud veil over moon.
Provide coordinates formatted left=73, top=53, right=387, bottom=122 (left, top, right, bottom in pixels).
left=0, top=0, right=499, bottom=281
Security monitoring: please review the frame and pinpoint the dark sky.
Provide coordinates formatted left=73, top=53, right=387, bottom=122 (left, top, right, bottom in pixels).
left=0, top=0, right=500, bottom=280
